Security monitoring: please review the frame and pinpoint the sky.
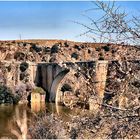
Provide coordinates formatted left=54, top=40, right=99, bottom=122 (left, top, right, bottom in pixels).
left=0, top=1, right=140, bottom=42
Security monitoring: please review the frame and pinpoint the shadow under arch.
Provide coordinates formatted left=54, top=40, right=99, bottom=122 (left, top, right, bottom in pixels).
left=49, top=68, right=70, bottom=102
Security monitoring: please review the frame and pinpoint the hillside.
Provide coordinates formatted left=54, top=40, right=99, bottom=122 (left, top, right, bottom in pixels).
left=0, top=39, right=139, bottom=63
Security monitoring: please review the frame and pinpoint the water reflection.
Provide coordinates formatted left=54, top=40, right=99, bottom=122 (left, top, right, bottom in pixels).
left=0, top=105, right=16, bottom=138
left=0, top=103, right=64, bottom=139
left=31, top=102, right=46, bottom=112
left=11, top=107, right=28, bottom=139
left=0, top=102, right=86, bottom=139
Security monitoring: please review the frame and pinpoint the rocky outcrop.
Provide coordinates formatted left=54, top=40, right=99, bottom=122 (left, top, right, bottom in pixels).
left=0, top=40, right=140, bottom=63
left=0, top=61, right=35, bottom=104
left=105, top=60, right=140, bottom=110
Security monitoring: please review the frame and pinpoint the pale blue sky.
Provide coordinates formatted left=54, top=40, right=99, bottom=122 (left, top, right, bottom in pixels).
left=0, top=1, right=139, bottom=42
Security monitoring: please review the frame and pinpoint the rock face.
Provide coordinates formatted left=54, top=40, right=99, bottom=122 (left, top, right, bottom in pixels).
left=0, top=40, right=140, bottom=63
left=0, top=61, right=35, bottom=104
left=57, top=61, right=97, bottom=109
left=105, top=60, right=140, bottom=109
left=56, top=60, right=140, bottom=112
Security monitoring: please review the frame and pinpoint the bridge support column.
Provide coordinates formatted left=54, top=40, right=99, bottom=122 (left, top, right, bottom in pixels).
left=28, top=63, right=37, bottom=85
left=89, top=60, right=108, bottom=112
left=95, top=60, right=108, bottom=97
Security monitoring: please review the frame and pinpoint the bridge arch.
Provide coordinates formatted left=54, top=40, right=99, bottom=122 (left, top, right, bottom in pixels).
left=49, top=69, right=70, bottom=102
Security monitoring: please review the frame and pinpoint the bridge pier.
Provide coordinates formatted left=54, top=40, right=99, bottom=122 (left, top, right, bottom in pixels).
left=95, top=60, right=108, bottom=98
left=89, top=60, right=108, bottom=112
left=35, top=61, right=109, bottom=103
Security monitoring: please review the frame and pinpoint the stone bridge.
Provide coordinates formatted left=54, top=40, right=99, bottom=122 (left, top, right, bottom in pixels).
left=34, top=61, right=108, bottom=102
left=2, top=60, right=139, bottom=104
left=0, top=60, right=108, bottom=102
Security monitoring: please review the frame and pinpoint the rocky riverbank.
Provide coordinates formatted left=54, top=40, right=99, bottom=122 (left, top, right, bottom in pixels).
left=28, top=106, right=140, bottom=139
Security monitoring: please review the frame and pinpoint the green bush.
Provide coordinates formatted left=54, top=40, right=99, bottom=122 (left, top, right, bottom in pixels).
left=20, top=62, right=29, bottom=72
left=44, top=47, right=51, bottom=53
left=96, top=47, right=101, bottom=52
left=71, top=52, right=79, bottom=60
left=0, top=84, right=20, bottom=104
left=74, top=45, right=81, bottom=51
left=13, top=95, right=20, bottom=104
left=64, top=42, right=69, bottom=47
left=14, top=51, right=25, bottom=60
left=51, top=44, right=60, bottom=53
left=0, top=84, right=12, bottom=95
left=23, top=42, right=27, bottom=47
left=102, top=45, right=110, bottom=52
left=32, top=87, right=45, bottom=94
left=30, top=44, right=42, bottom=52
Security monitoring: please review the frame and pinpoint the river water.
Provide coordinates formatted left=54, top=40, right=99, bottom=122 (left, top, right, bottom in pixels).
left=0, top=103, right=83, bottom=139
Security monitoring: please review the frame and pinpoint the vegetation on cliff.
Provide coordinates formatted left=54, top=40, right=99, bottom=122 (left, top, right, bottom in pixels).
left=32, top=87, right=45, bottom=95
left=0, top=84, right=20, bottom=104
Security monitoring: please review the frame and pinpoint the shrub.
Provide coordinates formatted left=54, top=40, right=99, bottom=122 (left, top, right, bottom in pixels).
left=14, top=51, right=25, bottom=60
left=71, top=52, right=79, bottom=60
left=102, top=45, right=110, bottom=52
left=15, top=83, right=30, bottom=101
left=44, top=47, right=51, bottom=53
left=51, top=44, right=60, bottom=53
left=61, top=84, right=72, bottom=93
left=96, top=47, right=101, bottom=52
left=23, top=42, right=27, bottom=47
left=0, top=84, right=12, bottom=95
left=20, top=62, right=29, bottom=72
left=64, top=42, right=69, bottom=47
left=0, top=84, right=19, bottom=104
left=30, top=44, right=42, bottom=52
left=32, top=87, right=45, bottom=94
left=13, top=95, right=20, bottom=104
left=74, top=45, right=81, bottom=51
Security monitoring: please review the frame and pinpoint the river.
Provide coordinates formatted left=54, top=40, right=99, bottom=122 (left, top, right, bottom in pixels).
left=0, top=103, right=83, bottom=139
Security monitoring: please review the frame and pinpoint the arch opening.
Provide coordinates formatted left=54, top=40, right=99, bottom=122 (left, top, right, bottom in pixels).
left=49, top=69, right=70, bottom=102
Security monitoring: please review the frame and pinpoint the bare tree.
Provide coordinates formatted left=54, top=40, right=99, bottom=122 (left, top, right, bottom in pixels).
left=74, top=1, right=140, bottom=46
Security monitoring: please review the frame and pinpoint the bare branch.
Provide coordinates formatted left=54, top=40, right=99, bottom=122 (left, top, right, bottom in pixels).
left=75, top=1, right=140, bottom=46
